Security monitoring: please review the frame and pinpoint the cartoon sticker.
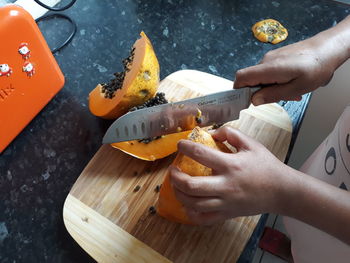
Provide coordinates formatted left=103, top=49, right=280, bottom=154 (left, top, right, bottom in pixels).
left=22, top=62, right=35, bottom=77
left=0, top=64, right=13, bottom=77
left=18, top=43, right=31, bottom=59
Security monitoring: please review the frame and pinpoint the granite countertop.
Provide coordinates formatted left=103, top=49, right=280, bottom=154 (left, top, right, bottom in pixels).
left=1, top=0, right=349, bottom=262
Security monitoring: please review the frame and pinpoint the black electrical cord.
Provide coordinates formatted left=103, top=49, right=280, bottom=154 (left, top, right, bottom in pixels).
left=35, top=13, right=77, bottom=53
left=33, top=0, right=77, bottom=12
left=34, top=0, right=77, bottom=53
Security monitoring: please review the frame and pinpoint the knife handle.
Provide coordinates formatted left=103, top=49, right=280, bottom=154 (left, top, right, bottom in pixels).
left=250, top=86, right=261, bottom=94
left=247, top=86, right=261, bottom=102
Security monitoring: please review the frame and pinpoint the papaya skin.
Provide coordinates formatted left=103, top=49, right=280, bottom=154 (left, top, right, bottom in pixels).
left=111, top=131, right=192, bottom=161
left=89, top=32, right=160, bottom=119
left=157, top=127, right=231, bottom=224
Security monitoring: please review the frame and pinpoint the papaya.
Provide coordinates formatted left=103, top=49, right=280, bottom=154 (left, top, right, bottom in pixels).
left=111, top=130, right=192, bottom=161
left=157, top=127, right=231, bottom=224
left=89, top=31, right=160, bottom=119
left=89, top=32, right=192, bottom=161
left=252, top=19, right=288, bottom=44
left=110, top=92, right=191, bottom=161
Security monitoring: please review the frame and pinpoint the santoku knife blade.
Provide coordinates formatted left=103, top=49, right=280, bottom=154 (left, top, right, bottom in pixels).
left=103, top=88, right=257, bottom=144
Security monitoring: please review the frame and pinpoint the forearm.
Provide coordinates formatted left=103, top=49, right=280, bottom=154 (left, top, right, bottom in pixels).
left=276, top=166, right=350, bottom=245
left=309, top=15, right=350, bottom=73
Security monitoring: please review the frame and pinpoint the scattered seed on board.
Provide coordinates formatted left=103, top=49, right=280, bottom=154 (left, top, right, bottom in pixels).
left=149, top=206, right=156, bottom=214
left=155, top=184, right=161, bottom=192
left=133, top=185, right=141, bottom=192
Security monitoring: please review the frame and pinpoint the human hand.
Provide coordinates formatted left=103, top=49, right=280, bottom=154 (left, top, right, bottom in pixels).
left=170, top=126, right=294, bottom=225
left=234, top=37, right=336, bottom=105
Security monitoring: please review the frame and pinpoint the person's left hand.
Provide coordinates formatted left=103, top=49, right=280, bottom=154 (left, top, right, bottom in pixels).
left=170, top=126, right=295, bottom=225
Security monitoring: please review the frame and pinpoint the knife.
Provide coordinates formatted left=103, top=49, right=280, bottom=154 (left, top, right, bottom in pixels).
left=103, top=87, right=259, bottom=143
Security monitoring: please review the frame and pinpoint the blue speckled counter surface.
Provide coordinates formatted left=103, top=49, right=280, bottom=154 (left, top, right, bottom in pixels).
left=1, top=0, right=349, bottom=262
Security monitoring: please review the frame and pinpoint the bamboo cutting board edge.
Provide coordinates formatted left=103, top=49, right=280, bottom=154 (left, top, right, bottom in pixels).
left=63, top=194, right=171, bottom=263
left=63, top=70, right=292, bottom=263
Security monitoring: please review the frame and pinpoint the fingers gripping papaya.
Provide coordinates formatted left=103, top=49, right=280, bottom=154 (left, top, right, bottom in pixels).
left=157, top=127, right=231, bottom=224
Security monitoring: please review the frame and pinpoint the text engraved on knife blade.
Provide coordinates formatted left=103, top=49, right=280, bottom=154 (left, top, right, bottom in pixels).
left=198, top=99, right=217, bottom=106
left=218, top=93, right=241, bottom=104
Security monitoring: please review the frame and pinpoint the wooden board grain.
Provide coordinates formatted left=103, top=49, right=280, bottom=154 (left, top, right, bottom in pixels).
left=63, top=70, right=292, bottom=263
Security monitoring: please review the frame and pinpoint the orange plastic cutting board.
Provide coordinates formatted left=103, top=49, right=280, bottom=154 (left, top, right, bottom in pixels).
left=0, top=5, right=64, bottom=153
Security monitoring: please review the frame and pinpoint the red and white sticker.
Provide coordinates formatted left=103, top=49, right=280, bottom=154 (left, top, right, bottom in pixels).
left=0, top=64, right=13, bottom=77
left=22, top=62, right=35, bottom=77
left=18, top=43, right=31, bottom=60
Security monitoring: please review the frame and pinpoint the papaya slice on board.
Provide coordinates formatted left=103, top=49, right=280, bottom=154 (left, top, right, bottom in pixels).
left=111, top=130, right=192, bottom=161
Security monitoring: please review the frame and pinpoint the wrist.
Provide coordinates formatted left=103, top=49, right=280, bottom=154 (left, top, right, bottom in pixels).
left=309, top=16, right=350, bottom=74
left=270, top=165, right=305, bottom=216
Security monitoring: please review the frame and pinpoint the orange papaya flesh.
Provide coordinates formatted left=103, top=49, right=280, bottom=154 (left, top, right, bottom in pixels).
left=252, top=19, right=288, bottom=44
left=111, top=130, right=192, bottom=161
left=89, top=31, right=160, bottom=119
left=157, top=127, right=231, bottom=224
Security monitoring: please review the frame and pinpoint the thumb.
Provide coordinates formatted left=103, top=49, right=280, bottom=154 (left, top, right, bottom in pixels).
left=212, top=126, right=254, bottom=151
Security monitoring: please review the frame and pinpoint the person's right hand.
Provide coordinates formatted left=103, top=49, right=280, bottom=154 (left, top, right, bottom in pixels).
left=233, top=37, right=336, bottom=106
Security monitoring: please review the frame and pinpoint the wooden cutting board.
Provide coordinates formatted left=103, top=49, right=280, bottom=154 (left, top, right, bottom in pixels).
left=63, top=70, right=292, bottom=263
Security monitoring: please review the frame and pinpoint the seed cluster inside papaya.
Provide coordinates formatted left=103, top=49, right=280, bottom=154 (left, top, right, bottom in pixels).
left=89, top=31, right=160, bottom=119
left=100, top=48, right=135, bottom=99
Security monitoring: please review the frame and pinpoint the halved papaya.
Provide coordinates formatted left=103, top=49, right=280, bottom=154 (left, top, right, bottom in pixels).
left=88, top=32, right=195, bottom=161
left=89, top=31, right=160, bottom=119
left=157, top=127, right=231, bottom=224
